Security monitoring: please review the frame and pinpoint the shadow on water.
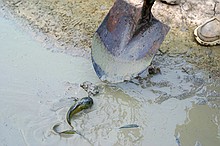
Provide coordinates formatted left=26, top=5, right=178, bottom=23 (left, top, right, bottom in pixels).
left=0, top=11, right=220, bottom=146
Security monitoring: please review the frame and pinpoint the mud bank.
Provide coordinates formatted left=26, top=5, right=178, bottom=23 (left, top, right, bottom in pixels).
left=1, top=0, right=219, bottom=77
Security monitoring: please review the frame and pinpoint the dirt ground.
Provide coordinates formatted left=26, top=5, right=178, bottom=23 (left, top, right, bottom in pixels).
left=0, top=0, right=220, bottom=77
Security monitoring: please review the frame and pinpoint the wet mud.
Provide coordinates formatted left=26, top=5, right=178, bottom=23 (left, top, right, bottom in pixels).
left=1, top=0, right=219, bottom=75
left=0, top=0, right=220, bottom=146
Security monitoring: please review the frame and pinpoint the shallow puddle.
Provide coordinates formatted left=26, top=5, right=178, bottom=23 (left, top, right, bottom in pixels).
left=175, top=104, right=220, bottom=146
left=0, top=14, right=220, bottom=146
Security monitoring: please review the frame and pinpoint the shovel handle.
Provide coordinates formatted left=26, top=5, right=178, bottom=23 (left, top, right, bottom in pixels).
left=100, top=0, right=156, bottom=54
left=107, top=0, right=155, bottom=32
left=141, top=0, right=155, bottom=21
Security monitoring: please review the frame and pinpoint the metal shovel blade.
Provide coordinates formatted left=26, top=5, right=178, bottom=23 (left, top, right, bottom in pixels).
left=92, top=0, right=170, bottom=83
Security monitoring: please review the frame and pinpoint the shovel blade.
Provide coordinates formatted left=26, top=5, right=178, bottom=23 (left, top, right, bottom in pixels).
left=92, top=0, right=169, bottom=83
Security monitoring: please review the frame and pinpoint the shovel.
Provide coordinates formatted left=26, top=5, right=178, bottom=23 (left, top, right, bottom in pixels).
left=92, top=0, right=169, bottom=83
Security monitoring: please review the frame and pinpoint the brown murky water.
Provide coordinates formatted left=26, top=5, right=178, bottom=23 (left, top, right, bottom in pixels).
left=0, top=15, right=219, bottom=146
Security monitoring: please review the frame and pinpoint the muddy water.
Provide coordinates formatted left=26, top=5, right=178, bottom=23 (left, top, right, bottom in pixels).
left=0, top=15, right=220, bottom=146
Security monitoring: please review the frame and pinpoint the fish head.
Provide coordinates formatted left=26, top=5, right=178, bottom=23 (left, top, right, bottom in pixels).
left=77, top=97, right=94, bottom=110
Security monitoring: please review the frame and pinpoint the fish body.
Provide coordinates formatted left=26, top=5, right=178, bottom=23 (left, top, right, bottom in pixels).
left=119, top=124, right=139, bottom=129
left=66, top=96, right=93, bottom=127
left=53, top=97, right=93, bottom=135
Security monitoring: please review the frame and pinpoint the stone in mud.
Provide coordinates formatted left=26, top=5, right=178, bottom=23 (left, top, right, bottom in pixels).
left=148, top=66, right=161, bottom=75
left=80, top=81, right=100, bottom=96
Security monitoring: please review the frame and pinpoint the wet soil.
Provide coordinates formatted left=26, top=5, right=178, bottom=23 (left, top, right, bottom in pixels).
left=0, top=0, right=220, bottom=146
left=0, top=0, right=114, bottom=57
left=1, top=0, right=219, bottom=76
